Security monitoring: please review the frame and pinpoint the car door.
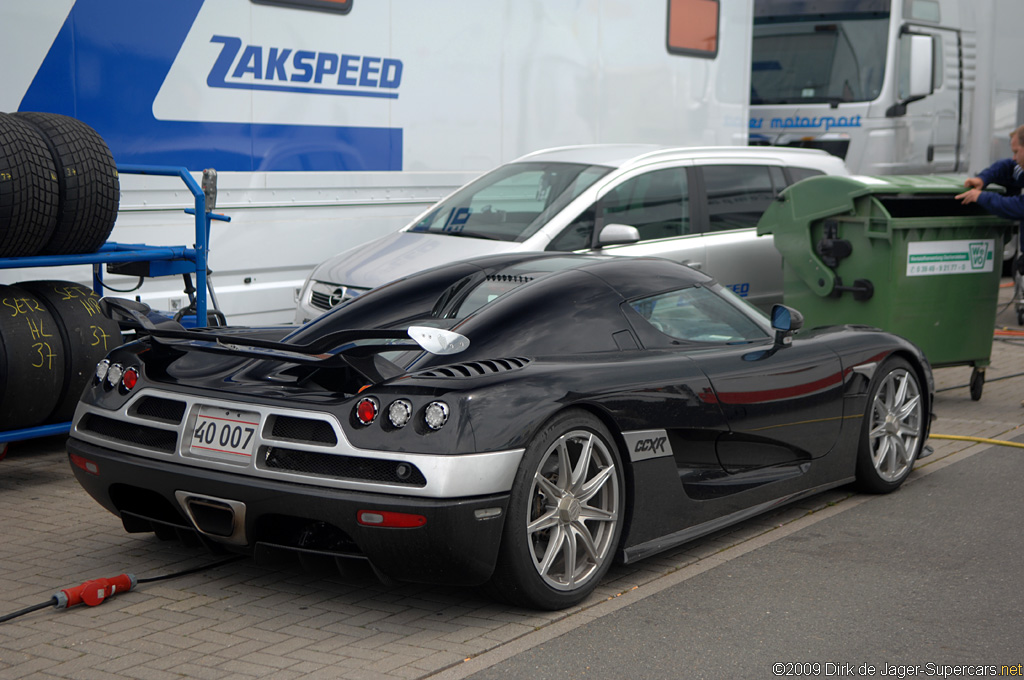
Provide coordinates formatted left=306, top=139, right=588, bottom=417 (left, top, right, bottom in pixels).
left=628, top=284, right=844, bottom=463
left=696, top=163, right=790, bottom=311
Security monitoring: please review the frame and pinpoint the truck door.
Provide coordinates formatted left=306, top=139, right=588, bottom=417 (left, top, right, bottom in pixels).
left=902, top=28, right=961, bottom=172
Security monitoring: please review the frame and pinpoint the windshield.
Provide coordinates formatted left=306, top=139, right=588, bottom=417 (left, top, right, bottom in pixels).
left=408, top=162, right=612, bottom=242
left=751, top=0, right=891, bottom=105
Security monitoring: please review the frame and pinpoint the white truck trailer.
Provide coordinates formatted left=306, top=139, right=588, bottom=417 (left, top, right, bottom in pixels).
left=1, top=0, right=752, bottom=324
left=748, top=0, right=1024, bottom=176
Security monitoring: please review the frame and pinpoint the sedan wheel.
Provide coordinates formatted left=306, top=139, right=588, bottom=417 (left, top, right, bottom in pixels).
left=856, top=358, right=924, bottom=493
left=489, top=410, right=624, bottom=609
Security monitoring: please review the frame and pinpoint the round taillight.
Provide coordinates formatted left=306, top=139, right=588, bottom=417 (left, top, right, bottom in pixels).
left=106, top=363, right=124, bottom=388
left=424, top=401, right=449, bottom=430
left=121, top=367, right=139, bottom=391
left=355, top=397, right=379, bottom=425
left=95, top=359, right=110, bottom=383
left=387, top=399, right=413, bottom=428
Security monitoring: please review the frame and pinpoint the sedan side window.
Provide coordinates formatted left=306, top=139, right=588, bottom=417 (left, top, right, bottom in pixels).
left=630, top=286, right=768, bottom=344
left=703, top=165, right=780, bottom=232
left=602, top=167, right=691, bottom=242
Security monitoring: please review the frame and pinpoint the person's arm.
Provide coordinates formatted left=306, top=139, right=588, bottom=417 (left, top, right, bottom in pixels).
left=975, top=158, right=1017, bottom=187
left=975, top=191, right=1024, bottom=220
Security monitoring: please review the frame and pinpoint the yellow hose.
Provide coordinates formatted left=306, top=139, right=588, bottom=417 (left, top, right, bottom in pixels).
left=929, top=434, right=1024, bottom=449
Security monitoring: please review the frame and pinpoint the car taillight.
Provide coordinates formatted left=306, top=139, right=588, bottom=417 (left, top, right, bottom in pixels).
left=357, top=510, right=426, bottom=528
left=121, top=367, right=139, bottom=391
left=424, top=401, right=449, bottom=430
left=70, top=453, right=99, bottom=475
left=95, top=359, right=110, bottom=384
left=387, top=399, right=412, bottom=428
left=355, top=397, right=379, bottom=425
left=105, top=363, right=124, bottom=388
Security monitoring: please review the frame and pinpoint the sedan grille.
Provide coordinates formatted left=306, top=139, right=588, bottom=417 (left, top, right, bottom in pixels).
left=263, top=447, right=427, bottom=486
left=309, top=282, right=367, bottom=312
left=412, top=357, right=531, bottom=379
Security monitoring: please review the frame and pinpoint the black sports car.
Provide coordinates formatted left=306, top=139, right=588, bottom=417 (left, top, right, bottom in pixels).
left=67, top=253, right=933, bottom=610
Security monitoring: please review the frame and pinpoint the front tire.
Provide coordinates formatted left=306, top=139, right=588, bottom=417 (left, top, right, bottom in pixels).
left=855, top=358, right=924, bottom=494
left=489, top=410, right=625, bottom=610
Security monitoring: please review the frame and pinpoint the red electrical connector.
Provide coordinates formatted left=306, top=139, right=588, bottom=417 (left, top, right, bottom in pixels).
left=53, top=574, right=137, bottom=609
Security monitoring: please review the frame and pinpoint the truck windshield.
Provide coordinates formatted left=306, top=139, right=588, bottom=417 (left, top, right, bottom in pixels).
left=408, top=162, right=611, bottom=242
left=751, top=0, right=891, bottom=105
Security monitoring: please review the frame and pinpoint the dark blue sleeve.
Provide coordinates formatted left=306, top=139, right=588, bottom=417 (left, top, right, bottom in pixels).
left=977, top=158, right=1018, bottom=187
left=976, top=191, right=1024, bottom=220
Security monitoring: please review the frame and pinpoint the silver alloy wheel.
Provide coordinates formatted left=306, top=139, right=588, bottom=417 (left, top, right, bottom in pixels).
left=526, top=429, right=620, bottom=592
left=867, top=367, right=922, bottom=482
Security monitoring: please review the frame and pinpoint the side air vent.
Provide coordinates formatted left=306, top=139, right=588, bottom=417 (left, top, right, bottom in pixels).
left=268, top=415, right=338, bottom=446
left=131, top=395, right=187, bottom=424
left=78, top=413, right=177, bottom=453
left=263, top=448, right=427, bottom=486
left=412, top=357, right=531, bottom=379
left=487, top=274, right=533, bottom=283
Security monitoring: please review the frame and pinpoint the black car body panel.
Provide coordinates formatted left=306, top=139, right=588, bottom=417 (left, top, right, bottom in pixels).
left=67, top=253, right=933, bottom=604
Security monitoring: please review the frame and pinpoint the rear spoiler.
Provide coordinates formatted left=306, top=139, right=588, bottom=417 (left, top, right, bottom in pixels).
left=101, top=297, right=469, bottom=383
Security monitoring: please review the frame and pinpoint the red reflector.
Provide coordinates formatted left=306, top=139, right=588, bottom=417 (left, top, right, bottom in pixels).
left=121, top=367, right=139, bottom=391
left=70, top=453, right=100, bottom=476
left=357, top=510, right=427, bottom=528
left=355, top=397, right=378, bottom=425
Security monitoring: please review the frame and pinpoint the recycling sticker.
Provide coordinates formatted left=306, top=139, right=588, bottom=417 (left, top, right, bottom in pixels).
left=906, top=239, right=995, bottom=276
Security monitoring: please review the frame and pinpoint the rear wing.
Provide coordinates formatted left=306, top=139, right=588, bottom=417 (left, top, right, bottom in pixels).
left=101, top=297, right=469, bottom=383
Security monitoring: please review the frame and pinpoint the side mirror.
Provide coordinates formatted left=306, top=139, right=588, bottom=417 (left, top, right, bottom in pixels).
left=770, top=304, right=804, bottom=347
left=888, top=33, right=933, bottom=116
left=906, top=34, right=933, bottom=99
left=597, top=223, right=640, bottom=247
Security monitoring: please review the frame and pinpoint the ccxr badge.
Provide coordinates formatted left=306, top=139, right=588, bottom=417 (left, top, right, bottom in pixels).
left=623, top=429, right=674, bottom=461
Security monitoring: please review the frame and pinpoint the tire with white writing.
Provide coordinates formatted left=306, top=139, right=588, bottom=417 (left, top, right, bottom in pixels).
left=19, top=280, right=123, bottom=423
left=0, top=112, right=60, bottom=257
left=488, top=409, right=625, bottom=610
left=14, top=112, right=120, bottom=255
left=0, top=284, right=65, bottom=430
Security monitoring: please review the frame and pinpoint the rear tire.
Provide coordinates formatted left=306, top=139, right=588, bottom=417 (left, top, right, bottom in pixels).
left=855, top=357, right=924, bottom=494
left=0, top=112, right=59, bottom=257
left=15, top=112, right=119, bottom=255
left=488, top=409, right=624, bottom=610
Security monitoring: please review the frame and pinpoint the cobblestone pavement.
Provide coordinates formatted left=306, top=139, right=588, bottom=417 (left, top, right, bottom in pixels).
left=2, top=283, right=1022, bottom=680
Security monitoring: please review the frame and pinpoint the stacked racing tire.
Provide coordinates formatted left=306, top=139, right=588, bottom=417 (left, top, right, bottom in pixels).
left=1, top=112, right=122, bottom=435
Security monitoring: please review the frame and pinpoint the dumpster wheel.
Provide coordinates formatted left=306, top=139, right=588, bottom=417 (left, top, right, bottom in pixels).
left=969, top=367, right=984, bottom=401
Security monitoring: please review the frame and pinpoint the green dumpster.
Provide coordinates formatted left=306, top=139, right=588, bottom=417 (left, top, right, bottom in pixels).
left=756, top=174, right=1014, bottom=400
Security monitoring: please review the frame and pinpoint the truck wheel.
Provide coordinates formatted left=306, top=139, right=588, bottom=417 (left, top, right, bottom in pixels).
left=14, top=112, right=119, bottom=255
left=0, top=113, right=59, bottom=257
left=855, top=357, right=924, bottom=494
left=19, top=280, right=123, bottom=423
left=489, top=409, right=624, bottom=610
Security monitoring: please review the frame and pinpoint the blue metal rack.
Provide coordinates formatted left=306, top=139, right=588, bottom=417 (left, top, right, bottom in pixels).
left=0, top=165, right=229, bottom=447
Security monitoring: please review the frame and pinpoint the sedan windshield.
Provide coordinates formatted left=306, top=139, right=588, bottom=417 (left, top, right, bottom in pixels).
left=408, top=162, right=612, bottom=242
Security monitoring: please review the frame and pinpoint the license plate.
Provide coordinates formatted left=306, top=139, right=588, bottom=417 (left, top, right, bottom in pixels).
left=189, top=406, right=260, bottom=459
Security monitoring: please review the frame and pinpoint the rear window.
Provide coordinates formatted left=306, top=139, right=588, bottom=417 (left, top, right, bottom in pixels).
left=630, top=285, right=768, bottom=344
